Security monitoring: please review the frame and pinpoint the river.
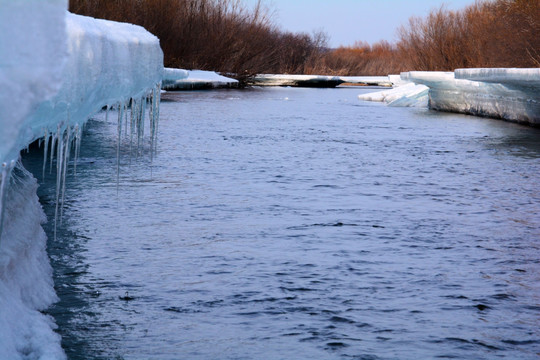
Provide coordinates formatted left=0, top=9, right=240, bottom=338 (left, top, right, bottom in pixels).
left=23, top=86, right=540, bottom=359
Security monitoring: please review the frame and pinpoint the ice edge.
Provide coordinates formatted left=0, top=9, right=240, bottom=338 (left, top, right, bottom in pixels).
left=0, top=3, right=163, bottom=359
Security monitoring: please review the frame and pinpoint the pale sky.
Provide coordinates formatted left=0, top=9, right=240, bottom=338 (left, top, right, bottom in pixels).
left=245, top=0, right=475, bottom=47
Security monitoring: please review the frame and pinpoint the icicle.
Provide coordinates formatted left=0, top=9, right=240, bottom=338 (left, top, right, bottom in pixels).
left=125, top=100, right=129, bottom=138
left=149, top=92, right=155, bottom=163
left=44, top=83, right=162, bottom=238
left=154, top=83, right=161, bottom=154
left=49, top=125, right=59, bottom=174
left=116, top=102, right=124, bottom=192
left=0, top=160, right=16, bottom=242
left=129, top=98, right=136, bottom=165
left=53, top=127, right=64, bottom=240
left=60, top=125, right=71, bottom=222
left=135, top=100, right=141, bottom=159
left=138, top=96, right=144, bottom=157
left=105, top=104, right=110, bottom=123
left=142, top=96, right=146, bottom=141
left=73, top=124, right=81, bottom=176
left=42, top=129, right=50, bottom=181
left=144, top=84, right=160, bottom=165
left=136, top=96, right=146, bottom=158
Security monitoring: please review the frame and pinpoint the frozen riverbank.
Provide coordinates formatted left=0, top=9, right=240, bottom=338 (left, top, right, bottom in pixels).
left=248, top=74, right=344, bottom=88
left=358, top=82, right=429, bottom=107
left=359, top=68, right=540, bottom=126
left=407, top=69, right=540, bottom=126
left=162, top=68, right=238, bottom=90
left=162, top=71, right=395, bottom=90
left=0, top=1, right=163, bottom=358
left=339, top=76, right=393, bottom=87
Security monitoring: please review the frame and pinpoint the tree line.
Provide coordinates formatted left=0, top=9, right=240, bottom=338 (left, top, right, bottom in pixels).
left=312, top=0, right=539, bottom=75
left=69, top=0, right=325, bottom=81
left=69, top=0, right=539, bottom=79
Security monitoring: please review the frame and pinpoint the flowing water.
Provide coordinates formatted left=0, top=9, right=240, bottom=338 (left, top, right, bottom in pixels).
left=23, top=87, right=540, bottom=359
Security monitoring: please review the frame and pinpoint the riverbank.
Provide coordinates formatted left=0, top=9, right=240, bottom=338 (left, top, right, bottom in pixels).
left=164, top=66, right=539, bottom=126
left=161, top=71, right=396, bottom=89
left=359, top=68, right=540, bottom=126
left=1, top=2, right=538, bottom=356
left=0, top=2, right=163, bottom=358
left=162, top=68, right=239, bottom=90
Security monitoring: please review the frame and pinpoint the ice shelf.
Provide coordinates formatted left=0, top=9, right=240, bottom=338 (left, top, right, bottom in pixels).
left=20, top=12, right=164, bottom=164
left=162, top=68, right=238, bottom=90
left=248, top=74, right=344, bottom=88
left=406, top=69, right=540, bottom=125
left=455, top=68, right=540, bottom=92
left=0, top=0, right=67, bottom=168
left=1, top=11, right=163, bottom=167
left=0, top=1, right=164, bottom=358
left=340, top=76, right=393, bottom=87
left=358, top=69, right=540, bottom=125
left=358, top=82, right=429, bottom=108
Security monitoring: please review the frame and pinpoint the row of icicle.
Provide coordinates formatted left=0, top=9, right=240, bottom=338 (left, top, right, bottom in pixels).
left=0, top=83, right=161, bottom=243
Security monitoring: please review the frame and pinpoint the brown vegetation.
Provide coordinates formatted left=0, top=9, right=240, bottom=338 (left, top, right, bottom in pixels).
left=307, top=41, right=406, bottom=76
left=396, top=0, right=540, bottom=71
left=316, top=0, right=539, bottom=75
left=69, top=0, right=539, bottom=78
left=69, top=0, right=325, bottom=80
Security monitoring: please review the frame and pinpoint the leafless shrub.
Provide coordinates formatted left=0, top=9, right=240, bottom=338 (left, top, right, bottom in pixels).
left=396, top=0, right=540, bottom=70
left=70, top=0, right=539, bottom=77
left=308, top=41, right=406, bottom=76
left=69, top=0, right=326, bottom=80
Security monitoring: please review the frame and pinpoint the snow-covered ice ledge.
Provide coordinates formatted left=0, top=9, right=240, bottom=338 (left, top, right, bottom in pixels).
left=1, top=12, right=163, bottom=166
left=162, top=68, right=238, bottom=90
left=358, top=82, right=429, bottom=108
left=358, top=68, right=540, bottom=126
left=248, top=74, right=344, bottom=88
left=0, top=1, right=163, bottom=358
left=405, top=69, right=540, bottom=126
left=340, top=76, right=393, bottom=87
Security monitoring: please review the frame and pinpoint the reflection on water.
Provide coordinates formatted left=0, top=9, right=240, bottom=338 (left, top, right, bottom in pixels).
left=24, top=87, right=540, bottom=359
left=486, top=133, right=540, bottom=158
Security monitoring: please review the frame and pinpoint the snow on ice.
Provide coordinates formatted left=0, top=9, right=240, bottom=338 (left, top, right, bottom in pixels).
left=339, top=76, right=393, bottom=86
left=249, top=74, right=344, bottom=87
left=358, top=69, right=540, bottom=125
left=0, top=1, right=163, bottom=358
left=162, top=68, right=238, bottom=90
left=358, top=82, right=429, bottom=108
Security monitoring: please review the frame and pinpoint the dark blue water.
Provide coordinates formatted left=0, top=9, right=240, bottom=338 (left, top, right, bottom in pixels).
left=26, top=87, right=540, bottom=359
